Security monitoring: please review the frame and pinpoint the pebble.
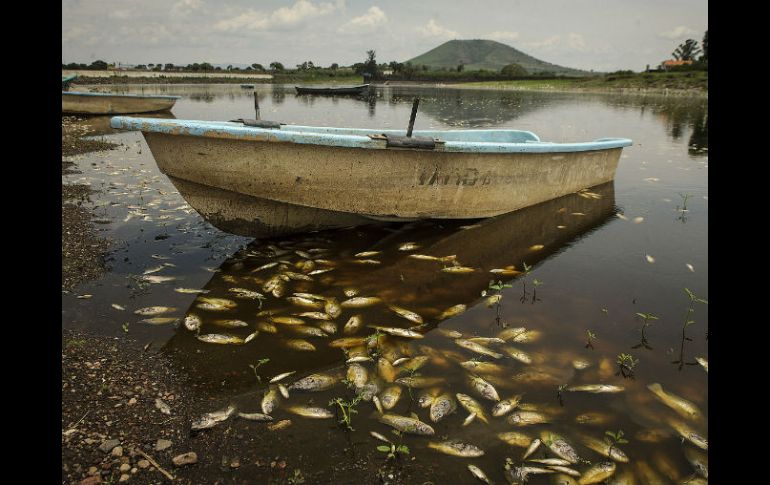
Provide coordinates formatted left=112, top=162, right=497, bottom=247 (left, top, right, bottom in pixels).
left=137, top=460, right=150, bottom=469
left=119, top=473, right=130, bottom=482
left=172, top=452, right=198, bottom=466
left=111, top=446, right=123, bottom=457
left=99, top=439, right=120, bottom=453
left=119, top=464, right=130, bottom=473
left=87, top=467, right=98, bottom=476
left=127, top=398, right=137, bottom=406
left=79, top=477, right=101, bottom=485
left=155, top=439, right=172, bottom=451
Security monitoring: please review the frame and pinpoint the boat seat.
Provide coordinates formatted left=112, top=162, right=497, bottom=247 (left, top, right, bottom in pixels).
left=230, top=119, right=283, bottom=129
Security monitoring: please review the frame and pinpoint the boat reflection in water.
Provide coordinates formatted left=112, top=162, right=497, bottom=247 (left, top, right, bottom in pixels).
left=162, top=182, right=616, bottom=389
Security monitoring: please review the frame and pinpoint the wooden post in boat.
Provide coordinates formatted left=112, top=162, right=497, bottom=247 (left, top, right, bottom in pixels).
left=406, top=98, right=419, bottom=137
left=254, top=91, right=260, bottom=120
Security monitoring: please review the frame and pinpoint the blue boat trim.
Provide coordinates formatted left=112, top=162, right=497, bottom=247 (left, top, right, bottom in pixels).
left=64, top=91, right=182, bottom=100
left=110, top=117, right=632, bottom=153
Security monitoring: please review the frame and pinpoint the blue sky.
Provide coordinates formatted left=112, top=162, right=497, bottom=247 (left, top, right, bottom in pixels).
left=62, top=0, right=708, bottom=71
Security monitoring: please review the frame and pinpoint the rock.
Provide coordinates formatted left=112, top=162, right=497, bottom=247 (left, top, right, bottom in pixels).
left=79, top=477, right=101, bottom=485
left=154, top=439, right=172, bottom=451
left=119, top=473, right=130, bottom=482
left=99, top=439, right=120, bottom=453
left=111, top=446, right=123, bottom=457
left=172, top=452, right=198, bottom=467
left=130, top=468, right=138, bottom=474
left=87, top=467, right=98, bottom=476
left=127, top=398, right=137, bottom=405
left=119, top=464, right=130, bottom=473
left=137, top=460, right=150, bottom=469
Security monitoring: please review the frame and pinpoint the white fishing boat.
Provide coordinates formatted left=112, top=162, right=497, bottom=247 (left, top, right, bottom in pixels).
left=63, top=92, right=180, bottom=115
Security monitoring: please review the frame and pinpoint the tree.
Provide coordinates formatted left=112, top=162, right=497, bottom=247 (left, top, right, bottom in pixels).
left=361, top=50, right=380, bottom=79
left=227, top=65, right=233, bottom=70
left=457, top=63, right=464, bottom=72
left=330, top=63, right=339, bottom=70
left=251, top=63, right=264, bottom=71
left=701, top=30, right=708, bottom=61
left=501, top=63, right=528, bottom=78
left=164, top=63, right=174, bottom=70
left=269, top=61, right=284, bottom=71
left=89, top=60, right=108, bottom=70
left=672, top=39, right=702, bottom=61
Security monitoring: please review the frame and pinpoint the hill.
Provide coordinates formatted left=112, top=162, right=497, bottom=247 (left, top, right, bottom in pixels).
left=406, top=39, right=592, bottom=76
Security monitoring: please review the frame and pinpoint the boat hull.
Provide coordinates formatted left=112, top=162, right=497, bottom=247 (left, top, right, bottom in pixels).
left=295, top=84, right=369, bottom=95
left=62, top=93, right=179, bottom=115
left=143, top=132, right=623, bottom=219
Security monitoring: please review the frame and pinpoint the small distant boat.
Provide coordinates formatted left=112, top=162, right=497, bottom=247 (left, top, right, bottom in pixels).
left=295, top=84, right=370, bottom=95
left=110, top=117, right=632, bottom=221
left=240, top=84, right=255, bottom=89
left=62, top=92, right=181, bottom=115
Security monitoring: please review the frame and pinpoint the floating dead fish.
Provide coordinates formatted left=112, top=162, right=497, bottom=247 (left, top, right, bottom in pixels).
left=489, top=267, right=521, bottom=276
left=492, top=395, right=522, bottom=417
left=529, top=458, right=571, bottom=466
left=351, top=259, right=381, bottom=265
left=572, top=359, right=591, bottom=370
left=463, top=413, right=476, bottom=426
left=409, top=254, right=457, bottom=262
left=683, top=445, right=708, bottom=478
left=686, top=263, right=695, bottom=272
left=436, top=328, right=464, bottom=339
left=647, top=382, right=702, bottom=420
left=634, top=460, right=666, bottom=484
left=461, top=361, right=506, bottom=375
left=418, top=388, right=440, bottom=408
left=522, top=438, right=541, bottom=459
left=370, top=430, right=391, bottom=443
left=428, top=440, right=484, bottom=457
left=141, top=275, right=176, bottom=283
left=211, top=319, right=248, bottom=328
left=237, top=412, right=273, bottom=422
left=278, top=383, right=290, bottom=399
left=429, top=393, right=457, bottom=422
left=441, top=266, right=476, bottom=273
left=497, top=431, right=531, bottom=447
left=395, top=376, right=445, bottom=388
left=343, top=315, right=363, bottom=335
left=257, top=321, right=278, bottom=333
left=501, top=346, right=532, bottom=364
left=468, top=374, right=500, bottom=401
left=134, top=306, right=177, bottom=316
left=226, top=288, right=263, bottom=300
left=343, top=287, right=359, bottom=297
left=308, top=268, right=334, bottom=275
left=244, top=330, right=259, bottom=343
left=271, top=316, right=305, bottom=325
left=438, top=304, right=467, bottom=320
left=286, top=406, right=333, bottom=419
left=530, top=244, right=545, bottom=251
left=616, top=213, right=629, bottom=221
left=540, top=431, right=580, bottom=464
left=456, top=393, right=488, bottom=424
left=261, top=388, right=280, bottom=415
left=293, top=292, right=327, bottom=301
left=498, top=327, right=542, bottom=343
left=549, top=467, right=580, bottom=478
left=196, top=297, right=237, bottom=311
left=379, top=386, right=402, bottom=410
left=695, top=357, right=708, bottom=372
left=283, top=271, right=313, bottom=281
left=196, top=334, right=244, bottom=344
left=566, top=384, right=624, bottom=393
left=467, top=464, right=493, bottom=484
left=143, top=265, right=166, bottom=274
left=347, top=363, right=369, bottom=389
left=455, top=339, right=502, bottom=359
left=111, top=304, right=125, bottom=311
left=372, top=395, right=384, bottom=413
left=329, top=337, right=368, bottom=348
left=378, top=413, right=434, bottom=435
left=251, top=262, right=278, bottom=272
left=287, top=325, right=328, bottom=338
left=355, top=251, right=381, bottom=257
left=340, top=296, right=382, bottom=308
left=574, top=412, right=613, bottom=426
left=388, top=305, right=424, bottom=324
left=377, top=358, right=397, bottom=383
left=398, top=242, right=420, bottom=251
left=578, top=462, right=616, bottom=484
left=468, top=337, right=506, bottom=345
left=182, top=314, right=202, bottom=332
left=191, top=404, right=236, bottom=430
left=397, top=356, right=429, bottom=374
left=645, top=254, right=655, bottom=263
left=369, top=326, right=424, bottom=339
left=295, top=311, right=332, bottom=321
left=318, top=321, right=338, bottom=334
left=667, top=418, right=707, bottom=450
left=284, top=339, right=316, bottom=351
left=508, top=410, right=549, bottom=426
left=174, top=288, right=209, bottom=294
left=324, top=298, right=342, bottom=318
left=139, top=317, right=179, bottom=325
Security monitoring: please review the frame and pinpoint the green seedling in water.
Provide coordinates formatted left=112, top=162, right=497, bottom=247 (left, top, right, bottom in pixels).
left=604, top=429, right=629, bottom=459
left=632, top=312, right=658, bottom=350
left=557, top=384, right=567, bottom=406
left=672, top=288, right=708, bottom=370
left=287, top=469, right=306, bottom=485
left=376, top=430, right=410, bottom=460
left=616, top=353, right=639, bottom=378
left=585, top=330, right=597, bottom=349
left=483, top=279, right=513, bottom=324
left=329, top=394, right=362, bottom=431
left=122, top=322, right=129, bottom=333
left=249, top=358, right=270, bottom=384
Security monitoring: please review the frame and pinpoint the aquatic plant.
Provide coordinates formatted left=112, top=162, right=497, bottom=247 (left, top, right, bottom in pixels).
left=632, top=312, right=658, bottom=350
left=557, top=384, right=567, bottom=406
left=249, top=358, right=270, bottom=384
left=604, top=429, right=628, bottom=458
left=287, top=469, right=306, bottom=484
left=616, top=353, right=639, bottom=378
left=672, top=288, right=708, bottom=370
left=585, top=330, right=598, bottom=349
left=483, top=279, right=512, bottom=324
left=376, top=430, right=410, bottom=460
left=329, top=394, right=363, bottom=431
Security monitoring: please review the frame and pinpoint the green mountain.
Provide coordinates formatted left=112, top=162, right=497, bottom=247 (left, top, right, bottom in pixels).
left=406, top=39, right=591, bottom=76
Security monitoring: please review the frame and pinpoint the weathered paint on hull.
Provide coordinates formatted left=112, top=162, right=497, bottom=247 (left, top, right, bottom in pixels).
left=144, top=132, right=622, bottom=219
left=62, top=94, right=178, bottom=115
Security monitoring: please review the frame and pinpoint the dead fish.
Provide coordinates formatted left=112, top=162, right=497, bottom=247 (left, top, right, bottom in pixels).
left=308, top=268, right=334, bottom=275
left=575, top=412, right=613, bottom=426
left=468, top=337, right=506, bottom=345
left=251, top=262, right=278, bottom=272
left=429, top=393, right=457, bottom=422
left=257, top=321, right=278, bottom=333
left=695, top=357, right=708, bottom=372
left=437, top=304, right=468, bottom=320
left=293, top=292, right=327, bottom=301
left=578, top=462, right=616, bottom=484
left=441, top=266, right=476, bottom=273
left=467, top=464, right=494, bottom=484
left=284, top=339, right=316, bottom=351
left=647, top=382, right=702, bottom=420
left=437, top=328, right=464, bottom=338
left=645, top=254, right=655, bottom=263
left=463, top=413, right=477, bottom=426
left=295, top=311, right=332, bottom=321
left=283, top=271, right=313, bottom=281
left=498, top=327, right=542, bottom=343
left=270, top=371, right=296, bottom=383
left=379, top=386, right=402, bottom=410
left=343, top=315, right=363, bottom=335
left=572, top=359, right=591, bottom=370
left=325, top=298, right=342, bottom=318
left=286, top=406, right=333, bottom=419
left=286, top=296, right=324, bottom=309
left=485, top=295, right=502, bottom=307
left=271, top=316, right=305, bottom=325
left=318, top=321, right=338, bottom=334
left=455, top=339, right=502, bottom=359
left=468, top=374, right=500, bottom=401
left=340, top=296, right=382, bottom=308
left=489, top=267, right=521, bottom=276
left=196, top=297, right=237, bottom=311
left=667, top=418, right=708, bottom=450
left=139, top=317, right=179, bottom=325
left=529, top=244, right=545, bottom=250
left=134, top=306, right=177, bottom=316
left=456, top=393, right=489, bottom=424
left=261, top=388, right=280, bottom=414
left=183, top=314, right=202, bottom=332
left=141, top=275, right=176, bottom=283
left=211, top=319, right=248, bottom=328
left=396, top=356, right=430, bottom=374
left=540, top=431, right=580, bottom=464
left=497, top=431, right=531, bottom=447
left=288, top=372, right=338, bottom=392
left=369, top=326, right=424, bottom=339
left=244, top=330, right=259, bottom=343
left=355, top=251, right=381, bottom=257
left=418, top=388, right=440, bottom=408
left=566, top=384, right=624, bottom=393
left=501, top=346, right=532, bottom=364
left=522, top=438, right=542, bottom=459
left=175, top=288, right=210, bottom=294
left=351, top=259, right=381, bottom=265
left=372, top=395, right=384, bottom=413
left=111, top=304, right=125, bottom=311
left=196, top=334, right=244, bottom=344
left=278, top=383, right=290, bottom=399
left=377, top=358, right=397, bottom=383
left=461, top=360, right=506, bottom=375
left=529, top=458, right=571, bottom=466
left=427, top=440, right=484, bottom=457
left=370, top=430, right=390, bottom=443
left=683, top=445, right=708, bottom=478
left=388, top=305, right=424, bottom=324
left=329, top=337, right=368, bottom=348
left=551, top=474, right=579, bottom=485
left=634, top=461, right=666, bottom=485
left=347, top=363, right=369, bottom=389
left=492, top=395, right=522, bottom=417
left=287, top=325, right=328, bottom=338
left=398, top=242, right=420, bottom=251
left=548, top=467, right=580, bottom=478
left=378, top=413, right=434, bottom=435
left=237, top=412, right=273, bottom=422
left=409, top=254, right=456, bottom=262
left=294, top=250, right=312, bottom=259
left=395, top=376, right=445, bottom=388
left=343, top=287, right=359, bottom=297
left=191, top=404, right=236, bottom=430
left=228, top=288, right=264, bottom=299
left=508, top=411, right=549, bottom=426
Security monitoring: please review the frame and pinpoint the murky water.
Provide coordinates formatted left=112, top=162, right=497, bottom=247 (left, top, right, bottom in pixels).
left=62, top=84, right=707, bottom=484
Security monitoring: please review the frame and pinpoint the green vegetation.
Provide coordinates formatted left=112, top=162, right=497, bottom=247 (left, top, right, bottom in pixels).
left=616, top=353, right=639, bottom=378
left=248, top=358, right=270, bottom=384
left=585, top=330, right=597, bottom=349
left=329, top=395, right=363, bottom=431
left=376, top=430, right=410, bottom=460
left=604, top=430, right=629, bottom=458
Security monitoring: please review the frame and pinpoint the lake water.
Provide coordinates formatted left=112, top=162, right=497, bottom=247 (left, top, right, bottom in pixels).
left=62, top=84, right=707, bottom=484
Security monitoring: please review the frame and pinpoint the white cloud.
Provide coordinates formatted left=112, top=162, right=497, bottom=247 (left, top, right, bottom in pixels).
left=338, top=6, right=387, bottom=33
left=523, top=33, right=587, bottom=52
left=63, top=26, right=90, bottom=42
left=418, top=19, right=459, bottom=39
left=172, top=0, right=202, bottom=15
left=487, top=31, right=520, bottom=43
left=215, top=0, right=343, bottom=32
left=659, top=26, right=697, bottom=40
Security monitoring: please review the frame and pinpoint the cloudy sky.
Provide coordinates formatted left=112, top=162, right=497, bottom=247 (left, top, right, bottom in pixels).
left=62, top=0, right=707, bottom=72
